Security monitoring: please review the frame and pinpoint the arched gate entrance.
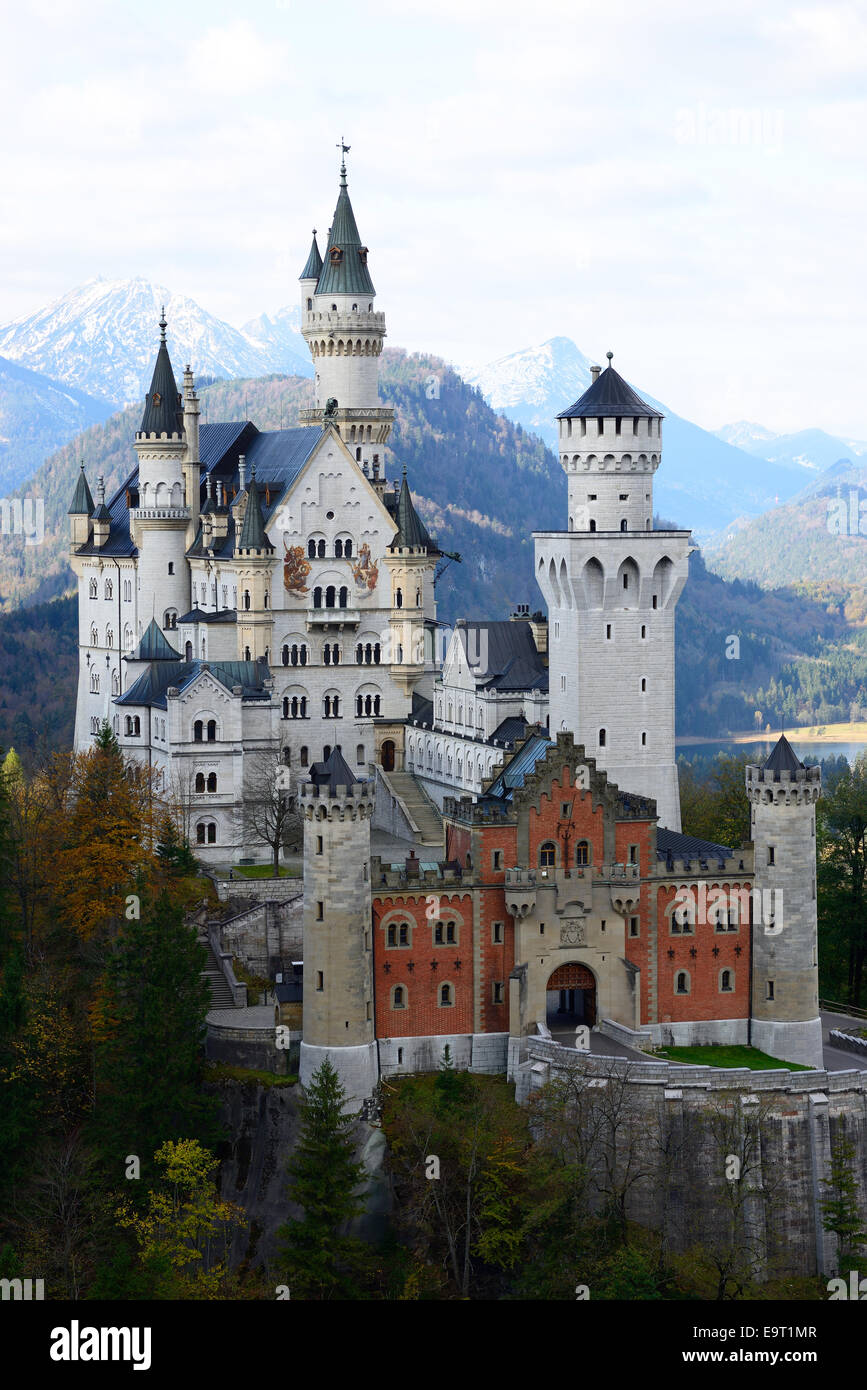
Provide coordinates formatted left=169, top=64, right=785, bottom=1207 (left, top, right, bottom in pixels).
left=546, top=961, right=597, bottom=1029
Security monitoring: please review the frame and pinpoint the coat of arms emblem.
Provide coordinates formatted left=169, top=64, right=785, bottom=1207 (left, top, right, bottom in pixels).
left=283, top=542, right=311, bottom=596
left=350, top=542, right=378, bottom=596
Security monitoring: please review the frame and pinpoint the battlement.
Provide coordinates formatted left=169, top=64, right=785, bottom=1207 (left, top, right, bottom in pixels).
left=299, top=781, right=375, bottom=820
left=746, top=762, right=821, bottom=804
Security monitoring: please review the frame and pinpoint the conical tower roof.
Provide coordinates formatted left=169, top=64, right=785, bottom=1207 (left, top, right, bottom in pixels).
left=309, top=745, right=360, bottom=796
left=130, top=617, right=180, bottom=661
left=315, top=158, right=375, bottom=297
left=762, top=733, right=804, bottom=779
left=390, top=467, right=436, bottom=552
left=300, top=230, right=323, bottom=281
left=68, top=461, right=94, bottom=515
left=558, top=361, right=662, bottom=420
left=139, top=310, right=183, bottom=436
left=237, top=466, right=273, bottom=552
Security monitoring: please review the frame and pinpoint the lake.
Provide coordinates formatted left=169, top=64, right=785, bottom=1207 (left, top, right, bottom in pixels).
left=676, top=740, right=866, bottom=765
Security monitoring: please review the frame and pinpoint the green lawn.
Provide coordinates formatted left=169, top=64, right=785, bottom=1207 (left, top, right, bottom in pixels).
left=232, top=864, right=300, bottom=879
left=650, top=1044, right=811, bottom=1072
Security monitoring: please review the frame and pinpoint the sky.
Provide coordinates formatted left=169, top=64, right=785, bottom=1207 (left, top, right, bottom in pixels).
left=0, top=0, right=865, bottom=437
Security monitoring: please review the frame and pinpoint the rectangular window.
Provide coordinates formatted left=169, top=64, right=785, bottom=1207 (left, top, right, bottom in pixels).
left=652, top=595, right=658, bottom=609
left=366, top=1001, right=371, bottom=1020
left=492, top=849, right=502, bottom=870
left=316, top=971, right=323, bottom=991
left=493, top=982, right=504, bottom=1004
left=387, top=924, right=396, bottom=946
left=397, top=1047, right=404, bottom=1064
left=561, top=803, right=571, bottom=818
left=768, top=846, right=775, bottom=866
left=316, top=835, right=323, bottom=855
left=641, top=625, right=647, bottom=639
left=316, top=901, right=323, bottom=921
left=446, top=922, right=456, bottom=944
left=492, top=921, right=504, bottom=943
left=766, top=980, right=775, bottom=1001
left=629, top=916, right=639, bottom=937
left=606, top=624, right=612, bottom=640
left=554, top=620, right=560, bottom=639
left=628, top=844, right=638, bottom=865
left=540, top=922, right=545, bottom=934
left=434, top=923, right=443, bottom=944
left=561, top=674, right=566, bottom=691
left=619, top=493, right=628, bottom=501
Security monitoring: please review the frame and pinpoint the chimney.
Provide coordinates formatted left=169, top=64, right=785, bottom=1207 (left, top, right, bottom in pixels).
left=238, top=455, right=246, bottom=493
left=590, top=364, right=601, bottom=383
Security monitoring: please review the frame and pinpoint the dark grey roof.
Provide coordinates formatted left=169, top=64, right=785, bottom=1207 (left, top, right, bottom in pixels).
left=237, top=468, right=274, bottom=552
left=390, top=469, right=436, bottom=552
left=763, top=734, right=804, bottom=778
left=138, top=314, right=183, bottom=436
left=116, top=658, right=270, bottom=710
left=177, top=608, right=237, bottom=625
left=130, top=618, right=180, bottom=661
left=200, top=421, right=252, bottom=471
left=91, top=500, right=112, bottom=522
left=656, top=827, right=734, bottom=865
left=74, top=469, right=138, bottom=557
left=557, top=364, right=663, bottom=420
left=300, top=231, right=323, bottom=281
left=482, top=732, right=555, bottom=801
left=315, top=164, right=375, bottom=297
left=411, top=691, right=433, bottom=726
left=68, top=464, right=94, bottom=515
left=490, top=715, right=529, bottom=745
left=308, top=745, right=361, bottom=796
left=455, top=620, right=548, bottom=692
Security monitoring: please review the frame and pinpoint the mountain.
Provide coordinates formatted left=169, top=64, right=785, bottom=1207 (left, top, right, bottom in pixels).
left=240, top=306, right=312, bottom=378
left=0, top=354, right=115, bottom=494
left=715, top=422, right=867, bottom=474
left=0, top=277, right=275, bottom=406
left=465, top=337, right=807, bottom=535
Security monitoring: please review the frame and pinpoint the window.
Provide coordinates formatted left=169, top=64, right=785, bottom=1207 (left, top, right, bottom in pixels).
left=641, top=731, right=647, bottom=747
left=652, top=595, right=658, bottom=609
left=671, top=903, right=694, bottom=934
left=164, top=609, right=178, bottom=629
left=195, top=773, right=205, bottom=793
left=194, top=720, right=203, bottom=742
left=720, top=970, right=733, bottom=993
left=316, top=971, right=324, bottom=991
left=628, top=845, right=638, bottom=865
left=768, top=846, right=775, bottom=866
left=89, top=578, right=97, bottom=598
left=300, top=746, right=309, bottom=767
left=206, top=772, right=217, bottom=793
left=766, top=980, right=774, bottom=1001
left=395, top=588, right=403, bottom=608
left=641, top=678, right=646, bottom=692
left=339, top=586, right=348, bottom=608
left=675, top=971, right=689, bottom=995
left=493, top=982, right=504, bottom=1004
left=167, top=562, right=174, bottom=575
left=334, top=539, right=343, bottom=558
left=622, top=573, right=629, bottom=589
left=540, top=842, right=556, bottom=868
left=357, top=743, right=365, bottom=765
left=387, top=924, right=396, bottom=946
left=492, top=850, right=502, bottom=870
left=207, top=720, right=216, bottom=741
left=599, top=728, right=606, bottom=748
left=90, top=671, right=99, bottom=693
left=316, top=901, right=324, bottom=921
left=629, top=915, right=639, bottom=937
left=589, top=520, right=596, bottom=532
left=439, top=983, right=454, bottom=1007
left=606, top=624, right=612, bottom=640
left=492, top=922, right=504, bottom=944
left=641, top=625, right=646, bottom=639
left=317, top=539, right=326, bottom=558
left=392, top=985, right=406, bottom=1009
left=313, top=587, right=322, bottom=608
left=576, top=840, right=590, bottom=866
left=397, top=1047, right=404, bottom=1064
left=620, top=519, right=627, bottom=532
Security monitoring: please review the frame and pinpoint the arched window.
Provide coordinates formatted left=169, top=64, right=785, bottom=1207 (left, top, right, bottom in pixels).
left=90, top=671, right=99, bottom=693
left=439, top=983, right=454, bottom=1007
left=299, top=644, right=307, bottom=666
left=720, top=969, right=733, bottom=993
left=364, top=695, right=372, bottom=715
left=334, top=539, right=343, bottom=558
left=324, top=643, right=332, bottom=666
left=243, top=591, right=251, bottom=611
left=282, top=747, right=291, bottom=765
left=106, top=626, right=114, bottom=648
left=111, top=670, right=119, bottom=695
left=392, top=985, right=406, bottom=1009
left=620, top=519, right=628, bottom=532
left=356, top=696, right=363, bottom=717
left=313, top=586, right=322, bottom=608
left=195, top=773, right=205, bottom=792
left=373, top=695, right=381, bottom=715
left=324, top=695, right=331, bottom=718
left=164, top=609, right=177, bottom=629
left=89, top=578, right=97, bottom=598
left=194, top=720, right=203, bottom=742
left=357, top=743, right=365, bottom=764
left=599, top=728, right=606, bottom=747
left=356, top=643, right=363, bottom=663
left=589, top=519, right=596, bottom=532
left=317, top=539, right=326, bottom=558
left=90, top=624, right=98, bottom=645
left=282, top=644, right=289, bottom=666
left=373, top=642, right=380, bottom=664
left=185, top=641, right=193, bottom=661
left=344, top=539, right=352, bottom=557
left=395, top=587, right=403, bottom=608
left=206, top=772, right=217, bottom=793
left=325, top=585, right=335, bottom=608
left=207, top=720, right=217, bottom=741
left=675, top=971, right=690, bottom=995
left=576, top=840, right=590, bottom=866
left=307, top=539, right=316, bottom=559
left=540, top=841, right=556, bottom=868
left=196, top=823, right=205, bottom=844
left=104, top=578, right=112, bottom=599
left=207, top=823, right=216, bottom=844
left=339, top=586, right=348, bottom=608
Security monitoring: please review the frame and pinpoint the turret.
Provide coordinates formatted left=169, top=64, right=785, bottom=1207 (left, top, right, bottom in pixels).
left=534, top=355, right=691, bottom=830
left=386, top=467, right=439, bottom=697
left=91, top=476, right=111, bottom=549
left=234, top=461, right=275, bottom=663
left=299, top=149, right=392, bottom=471
left=297, top=748, right=377, bottom=1110
left=68, top=460, right=93, bottom=549
left=746, top=737, right=823, bottom=1069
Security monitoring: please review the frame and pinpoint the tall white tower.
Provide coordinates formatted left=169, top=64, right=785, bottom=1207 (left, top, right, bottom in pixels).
left=299, top=151, right=393, bottom=483
left=746, top=737, right=823, bottom=1070
left=534, top=357, right=691, bottom=830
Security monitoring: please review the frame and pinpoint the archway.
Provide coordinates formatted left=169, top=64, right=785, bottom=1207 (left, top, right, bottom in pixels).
left=381, top=739, right=395, bottom=772
left=546, top=961, right=596, bottom=1030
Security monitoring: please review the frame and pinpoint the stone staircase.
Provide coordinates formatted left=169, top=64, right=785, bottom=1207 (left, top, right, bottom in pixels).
left=200, top=934, right=235, bottom=1010
left=383, top=770, right=443, bottom=848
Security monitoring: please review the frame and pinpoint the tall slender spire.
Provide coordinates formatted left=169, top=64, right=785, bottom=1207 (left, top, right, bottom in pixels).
left=316, top=149, right=375, bottom=297
left=300, top=229, right=323, bottom=282
left=139, top=312, right=183, bottom=436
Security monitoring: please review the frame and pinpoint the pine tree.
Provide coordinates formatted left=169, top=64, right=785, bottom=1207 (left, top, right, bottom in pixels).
left=277, top=1058, right=366, bottom=1299
left=820, top=1135, right=867, bottom=1276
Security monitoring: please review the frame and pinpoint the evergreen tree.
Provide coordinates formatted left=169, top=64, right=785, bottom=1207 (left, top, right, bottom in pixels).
left=277, top=1058, right=366, bottom=1299
left=820, top=1135, right=867, bottom=1277
left=90, top=890, right=217, bottom=1168
left=155, top=814, right=197, bottom=876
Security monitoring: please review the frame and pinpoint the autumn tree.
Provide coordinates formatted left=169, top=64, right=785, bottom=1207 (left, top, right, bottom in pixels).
left=243, top=748, right=302, bottom=873
left=277, top=1058, right=367, bottom=1299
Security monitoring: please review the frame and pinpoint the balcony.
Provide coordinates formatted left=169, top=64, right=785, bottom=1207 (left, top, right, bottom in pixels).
left=306, top=606, right=360, bottom=630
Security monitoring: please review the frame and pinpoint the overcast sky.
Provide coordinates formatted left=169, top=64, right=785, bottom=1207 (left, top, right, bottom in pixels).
left=1, top=0, right=865, bottom=436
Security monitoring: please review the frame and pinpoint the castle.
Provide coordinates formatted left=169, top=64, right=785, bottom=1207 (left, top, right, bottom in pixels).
left=69, top=154, right=824, bottom=1097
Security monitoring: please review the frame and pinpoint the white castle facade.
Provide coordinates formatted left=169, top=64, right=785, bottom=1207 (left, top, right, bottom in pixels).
left=70, top=155, right=691, bottom=855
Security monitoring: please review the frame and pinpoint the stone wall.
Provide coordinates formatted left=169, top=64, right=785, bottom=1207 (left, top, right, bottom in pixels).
left=513, top=1039, right=867, bottom=1279
left=378, top=1031, right=509, bottom=1078
left=212, top=894, right=303, bottom=975
left=215, top=877, right=303, bottom=904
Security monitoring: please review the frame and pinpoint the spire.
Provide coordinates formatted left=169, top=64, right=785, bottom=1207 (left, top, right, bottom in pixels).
left=762, top=733, right=804, bottom=780
left=139, top=310, right=183, bottom=436
left=557, top=362, right=663, bottom=420
left=309, top=744, right=359, bottom=796
left=68, top=460, right=94, bottom=515
left=130, top=617, right=180, bottom=662
left=300, top=229, right=323, bottom=281
left=390, top=469, right=436, bottom=552
left=237, top=464, right=273, bottom=552
left=316, top=151, right=375, bottom=297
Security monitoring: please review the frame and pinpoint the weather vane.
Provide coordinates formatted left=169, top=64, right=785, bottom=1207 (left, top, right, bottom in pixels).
left=337, top=137, right=351, bottom=162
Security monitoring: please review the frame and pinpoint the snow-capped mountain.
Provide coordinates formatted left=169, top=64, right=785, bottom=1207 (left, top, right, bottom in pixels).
left=0, top=353, right=114, bottom=494
left=0, top=278, right=278, bottom=407
left=714, top=420, right=777, bottom=451
left=240, top=306, right=312, bottom=379
left=466, top=337, right=595, bottom=438
left=466, top=335, right=811, bottom=534
left=715, top=423, right=867, bottom=474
